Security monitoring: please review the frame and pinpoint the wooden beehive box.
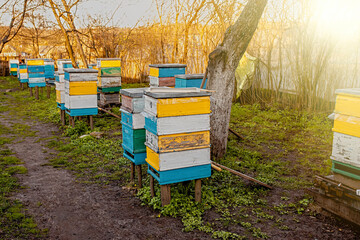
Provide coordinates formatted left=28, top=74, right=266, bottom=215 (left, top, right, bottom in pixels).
left=44, top=59, right=55, bottom=79
left=144, top=88, right=212, bottom=185
left=331, top=88, right=360, bottom=181
left=120, top=88, right=148, bottom=165
left=18, top=64, right=28, bottom=83
left=175, top=74, right=207, bottom=89
left=9, top=59, right=19, bottom=76
left=64, top=69, right=98, bottom=116
left=27, top=59, right=46, bottom=87
left=149, top=64, right=186, bottom=87
left=96, top=58, right=121, bottom=91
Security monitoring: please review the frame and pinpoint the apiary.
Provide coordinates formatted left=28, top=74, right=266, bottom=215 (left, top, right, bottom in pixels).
left=149, top=64, right=186, bottom=87
left=18, top=64, right=28, bottom=83
left=143, top=88, right=211, bottom=192
left=175, top=74, right=207, bottom=89
left=64, top=69, right=98, bottom=117
left=9, top=59, right=19, bottom=76
left=331, top=88, right=360, bottom=180
left=27, top=59, right=46, bottom=88
left=120, top=88, right=148, bottom=166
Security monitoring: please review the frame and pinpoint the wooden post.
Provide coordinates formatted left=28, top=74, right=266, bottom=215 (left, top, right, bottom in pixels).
left=30, top=87, right=33, bottom=97
left=136, top=165, right=142, bottom=188
left=21, top=82, right=24, bottom=90
left=130, top=162, right=135, bottom=182
left=161, top=185, right=171, bottom=206
left=195, top=179, right=202, bottom=203
left=71, top=116, right=75, bottom=127
left=150, top=175, right=155, bottom=197
left=40, top=86, right=44, bottom=95
left=35, top=86, right=39, bottom=100
left=46, top=85, right=51, bottom=99
left=61, top=110, right=65, bottom=126
left=89, top=115, right=94, bottom=130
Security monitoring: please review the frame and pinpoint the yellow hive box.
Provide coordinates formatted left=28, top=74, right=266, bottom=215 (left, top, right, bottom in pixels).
left=56, top=90, right=61, bottom=103
left=334, top=89, right=360, bottom=118
left=19, top=69, right=27, bottom=73
left=146, top=147, right=160, bottom=171
left=68, top=81, right=97, bottom=95
left=333, top=114, right=360, bottom=138
left=146, top=130, right=210, bottom=153
left=27, top=59, right=44, bottom=65
left=149, top=67, right=159, bottom=77
left=10, top=68, right=17, bottom=71
left=98, top=60, right=120, bottom=68
left=145, top=95, right=211, bottom=117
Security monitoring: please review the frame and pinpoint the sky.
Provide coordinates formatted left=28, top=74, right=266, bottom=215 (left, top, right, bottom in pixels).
left=76, top=0, right=155, bottom=27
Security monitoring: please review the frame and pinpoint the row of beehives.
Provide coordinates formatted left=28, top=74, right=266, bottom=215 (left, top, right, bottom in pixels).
left=331, top=88, right=360, bottom=184
left=55, top=58, right=122, bottom=115
left=14, top=59, right=55, bottom=87
left=121, top=88, right=212, bottom=186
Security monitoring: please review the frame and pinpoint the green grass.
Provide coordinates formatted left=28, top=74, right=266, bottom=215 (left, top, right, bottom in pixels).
left=0, top=76, right=335, bottom=239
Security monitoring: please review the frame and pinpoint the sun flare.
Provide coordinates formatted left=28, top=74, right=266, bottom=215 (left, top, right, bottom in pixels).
left=312, top=0, right=360, bottom=40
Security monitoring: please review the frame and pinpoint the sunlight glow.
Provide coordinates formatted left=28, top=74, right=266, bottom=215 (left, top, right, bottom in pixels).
left=311, top=0, right=360, bottom=40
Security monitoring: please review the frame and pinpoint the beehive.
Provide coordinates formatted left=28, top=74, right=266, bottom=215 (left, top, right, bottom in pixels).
left=27, top=59, right=46, bottom=88
left=44, top=59, right=55, bottom=80
left=64, top=69, right=98, bottom=116
left=121, top=88, right=148, bottom=165
left=175, top=74, right=207, bottom=89
left=144, top=88, right=211, bottom=185
left=149, top=64, right=186, bottom=87
left=9, top=59, right=19, bottom=76
left=55, top=60, right=73, bottom=110
left=331, top=88, right=360, bottom=180
left=88, top=63, right=97, bottom=69
left=17, top=64, right=28, bottom=83
left=96, top=58, right=121, bottom=92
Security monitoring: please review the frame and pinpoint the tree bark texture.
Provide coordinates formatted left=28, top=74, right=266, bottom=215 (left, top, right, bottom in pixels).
left=206, top=0, right=267, bottom=159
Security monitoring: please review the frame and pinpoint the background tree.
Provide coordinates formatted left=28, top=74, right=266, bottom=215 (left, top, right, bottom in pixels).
left=0, top=0, right=29, bottom=54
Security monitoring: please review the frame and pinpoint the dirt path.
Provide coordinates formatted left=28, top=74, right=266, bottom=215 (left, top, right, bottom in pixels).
left=0, top=113, right=207, bottom=240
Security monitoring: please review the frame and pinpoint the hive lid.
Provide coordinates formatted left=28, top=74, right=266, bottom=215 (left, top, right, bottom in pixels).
left=96, top=58, right=121, bottom=61
left=120, top=88, right=149, bottom=98
left=64, top=69, right=98, bottom=73
left=335, top=88, right=360, bottom=96
left=145, top=87, right=211, bottom=99
left=174, top=74, right=204, bottom=79
left=149, top=63, right=187, bottom=68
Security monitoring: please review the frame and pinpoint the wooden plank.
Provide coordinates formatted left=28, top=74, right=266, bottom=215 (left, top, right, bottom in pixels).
left=333, top=114, right=360, bottom=138
left=65, top=95, right=97, bottom=109
left=161, top=185, right=171, bottom=206
left=146, top=147, right=210, bottom=171
left=89, top=115, right=94, bottom=130
left=27, top=59, right=44, bottom=65
left=335, top=91, right=360, bottom=118
left=308, top=188, right=360, bottom=227
left=98, top=67, right=121, bottom=77
left=144, top=95, right=211, bottom=118
left=130, top=162, right=135, bottom=182
left=98, top=76, right=121, bottom=88
left=331, top=132, right=360, bottom=168
left=147, top=164, right=211, bottom=185
left=97, top=59, right=121, bottom=68
left=149, top=67, right=159, bottom=77
left=144, top=113, right=210, bottom=136
left=195, top=179, right=201, bottom=203
left=211, top=161, right=273, bottom=189
left=66, top=81, right=97, bottom=95
left=146, top=130, right=210, bottom=153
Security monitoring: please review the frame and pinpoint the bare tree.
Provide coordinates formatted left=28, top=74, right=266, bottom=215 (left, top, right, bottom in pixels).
left=206, top=0, right=267, bottom=159
left=0, top=0, right=29, bottom=54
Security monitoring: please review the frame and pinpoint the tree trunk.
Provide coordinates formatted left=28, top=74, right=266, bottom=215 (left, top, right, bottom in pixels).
left=206, top=0, right=267, bottom=159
